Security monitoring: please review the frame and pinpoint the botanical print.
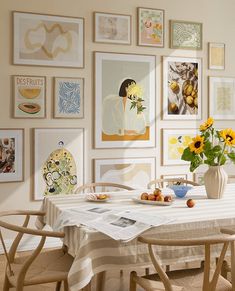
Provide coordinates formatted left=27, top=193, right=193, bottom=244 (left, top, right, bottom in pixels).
left=163, top=56, right=201, bottom=120
left=94, top=158, right=155, bottom=189
left=138, top=8, right=164, bottom=47
left=163, top=129, right=196, bottom=165
left=95, top=52, right=155, bottom=148
left=162, top=174, right=188, bottom=187
left=209, top=77, right=235, bottom=120
left=13, top=75, right=46, bottom=118
left=209, top=43, right=225, bottom=70
left=54, top=78, right=84, bottom=118
left=194, top=173, right=204, bottom=185
left=13, top=12, right=84, bottom=67
left=170, top=20, right=202, bottom=50
left=34, top=128, right=84, bottom=200
left=95, top=12, right=131, bottom=44
left=0, top=129, right=24, bottom=182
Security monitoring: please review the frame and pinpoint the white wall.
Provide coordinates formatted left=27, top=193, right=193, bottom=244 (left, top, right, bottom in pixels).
left=1, top=0, right=235, bottom=240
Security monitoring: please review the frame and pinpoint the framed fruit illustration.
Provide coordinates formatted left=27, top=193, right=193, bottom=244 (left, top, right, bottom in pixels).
left=163, top=56, right=202, bottom=120
left=13, top=75, right=46, bottom=118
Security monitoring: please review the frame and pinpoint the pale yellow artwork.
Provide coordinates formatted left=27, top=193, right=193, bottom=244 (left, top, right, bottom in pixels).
left=211, top=47, right=224, bottom=67
left=168, top=135, right=193, bottom=160
left=216, top=87, right=232, bottom=111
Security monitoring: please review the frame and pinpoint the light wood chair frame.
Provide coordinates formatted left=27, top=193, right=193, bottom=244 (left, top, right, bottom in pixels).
left=74, top=182, right=134, bottom=194
left=0, top=210, right=70, bottom=291
left=130, top=234, right=235, bottom=291
left=147, top=178, right=199, bottom=189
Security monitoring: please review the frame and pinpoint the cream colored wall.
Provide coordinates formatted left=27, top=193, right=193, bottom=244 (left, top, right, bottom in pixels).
left=1, top=0, right=235, bottom=239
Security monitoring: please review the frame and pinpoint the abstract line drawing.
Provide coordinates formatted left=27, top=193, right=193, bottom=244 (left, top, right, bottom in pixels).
left=13, top=12, right=84, bottom=68
left=54, top=77, right=84, bottom=118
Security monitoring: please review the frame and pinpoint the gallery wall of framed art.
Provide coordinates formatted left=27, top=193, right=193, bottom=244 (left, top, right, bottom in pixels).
left=1, top=0, right=235, bottom=210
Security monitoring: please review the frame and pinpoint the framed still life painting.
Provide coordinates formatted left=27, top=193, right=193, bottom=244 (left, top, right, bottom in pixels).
left=13, top=75, right=46, bottom=118
left=208, top=42, right=225, bottom=70
left=170, top=20, right=202, bottom=50
left=209, top=76, right=235, bottom=120
left=94, top=157, right=156, bottom=189
left=13, top=11, right=84, bottom=68
left=0, top=129, right=24, bottom=182
left=137, top=7, right=164, bottom=47
left=162, top=129, right=196, bottom=166
left=163, top=56, right=202, bottom=120
left=34, top=128, right=84, bottom=200
left=94, top=12, right=131, bottom=44
left=54, top=77, right=84, bottom=118
left=95, top=52, right=156, bottom=148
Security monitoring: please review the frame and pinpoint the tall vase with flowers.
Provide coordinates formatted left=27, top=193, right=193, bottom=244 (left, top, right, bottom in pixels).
left=181, top=117, right=235, bottom=198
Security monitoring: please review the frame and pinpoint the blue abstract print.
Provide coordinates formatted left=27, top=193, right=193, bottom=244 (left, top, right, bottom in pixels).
left=58, top=81, right=81, bottom=114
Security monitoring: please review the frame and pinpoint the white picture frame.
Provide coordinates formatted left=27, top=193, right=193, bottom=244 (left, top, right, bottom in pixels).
left=34, top=128, right=84, bottom=200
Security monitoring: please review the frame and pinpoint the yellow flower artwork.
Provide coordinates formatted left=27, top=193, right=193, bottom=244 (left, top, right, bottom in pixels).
left=168, top=135, right=193, bottom=160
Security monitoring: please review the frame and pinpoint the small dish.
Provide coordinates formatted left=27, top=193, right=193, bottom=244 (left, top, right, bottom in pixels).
left=86, top=193, right=110, bottom=202
left=168, top=185, right=193, bottom=198
left=132, top=197, right=172, bottom=206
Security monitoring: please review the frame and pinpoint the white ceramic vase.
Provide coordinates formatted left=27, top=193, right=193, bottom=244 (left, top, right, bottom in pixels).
left=204, top=166, right=228, bottom=199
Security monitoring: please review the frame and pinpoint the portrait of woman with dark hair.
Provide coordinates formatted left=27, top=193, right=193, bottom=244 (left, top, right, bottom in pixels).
left=102, top=78, right=146, bottom=136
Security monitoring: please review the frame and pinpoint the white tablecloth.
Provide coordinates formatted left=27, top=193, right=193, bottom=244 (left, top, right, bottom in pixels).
left=37, top=184, right=235, bottom=290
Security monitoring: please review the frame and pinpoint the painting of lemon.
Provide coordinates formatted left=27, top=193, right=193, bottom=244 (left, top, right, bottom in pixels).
left=168, top=135, right=193, bottom=160
left=18, top=88, right=41, bottom=99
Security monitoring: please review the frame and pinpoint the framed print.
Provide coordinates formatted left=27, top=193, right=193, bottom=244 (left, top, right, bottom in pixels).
left=34, top=128, right=84, bottom=200
left=170, top=20, right=202, bottom=50
left=95, top=52, right=156, bottom=148
left=13, top=75, right=46, bottom=118
left=94, top=12, right=131, bottom=44
left=163, top=56, right=202, bottom=120
left=13, top=11, right=84, bottom=68
left=94, top=157, right=156, bottom=189
left=162, top=129, right=196, bottom=166
left=161, top=174, right=188, bottom=187
left=54, top=77, right=84, bottom=118
left=0, top=129, right=24, bottom=182
left=194, top=172, right=204, bottom=185
left=209, top=77, right=235, bottom=120
left=208, top=42, right=225, bottom=70
left=137, top=7, right=164, bottom=47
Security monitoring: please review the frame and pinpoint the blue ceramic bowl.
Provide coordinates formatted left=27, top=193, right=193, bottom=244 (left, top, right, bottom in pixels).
left=169, top=185, right=193, bottom=198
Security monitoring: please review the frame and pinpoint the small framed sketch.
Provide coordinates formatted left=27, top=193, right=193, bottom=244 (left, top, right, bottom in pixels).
left=54, top=77, right=84, bottom=118
left=208, top=42, right=225, bottom=70
left=95, top=52, right=156, bottom=148
left=194, top=172, right=204, bottom=185
left=94, top=157, right=156, bottom=189
left=94, top=12, right=131, bottom=44
left=137, top=7, right=164, bottom=47
left=13, top=75, right=46, bottom=118
left=13, top=11, right=84, bottom=68
left=163, top=56, right=202, bottom=120
left=162, top=129, right=196, bottom=166
left=34, top=128, right=84, bottom=200
left=170, top=20, right=202, bottom=50
left=0, top=129, right=24, bottom=182
left=209, top=76, right=235, bottom=120
left=161, top=174, right=188, bottom=187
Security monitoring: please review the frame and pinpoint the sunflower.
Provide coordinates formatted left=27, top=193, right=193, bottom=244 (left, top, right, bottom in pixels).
left=219, top=128, right=235, bottom=146
left=189, top=135, right=205, bottom=154
left=200, top=117, right=214, bottom=131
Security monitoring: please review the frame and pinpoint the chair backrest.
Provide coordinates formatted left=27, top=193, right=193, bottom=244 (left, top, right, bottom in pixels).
left=138, top=234, right=235, bottom=291
left=74, top=182, right=134, bottom=194
left=147, top=178, right=199, bottom=189
left=0, top=210, right=64, bottom=279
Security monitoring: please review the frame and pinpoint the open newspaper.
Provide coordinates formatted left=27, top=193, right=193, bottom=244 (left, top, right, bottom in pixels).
left=53, top=205, right=174, bottom=242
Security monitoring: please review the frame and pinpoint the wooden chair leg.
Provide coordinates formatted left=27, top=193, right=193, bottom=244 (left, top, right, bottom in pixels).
left=64, top=280, right=69, bottom=291
left=3, top=275, right=10, bottom=291
left=145, top=267, right=150, bottom=275
left=56, top=281, right=62, bottom=291
left=130, top=271, right=137, bottom=291
left=96, top=271, right=106, bottom=291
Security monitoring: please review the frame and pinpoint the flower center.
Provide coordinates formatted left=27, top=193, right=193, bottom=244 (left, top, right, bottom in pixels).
left=194, top=141, right=201, bottom=148
left=226, top=134, right=232, bottom=141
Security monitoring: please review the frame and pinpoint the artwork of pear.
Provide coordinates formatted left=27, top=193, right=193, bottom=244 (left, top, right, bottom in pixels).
left=42, top=147, right=77, bottom=196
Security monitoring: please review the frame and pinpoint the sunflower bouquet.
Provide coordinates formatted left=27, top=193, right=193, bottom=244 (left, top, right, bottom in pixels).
left=181, top=117, right=235, bottom=172
left=126, top=82, right=146, bottom=114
